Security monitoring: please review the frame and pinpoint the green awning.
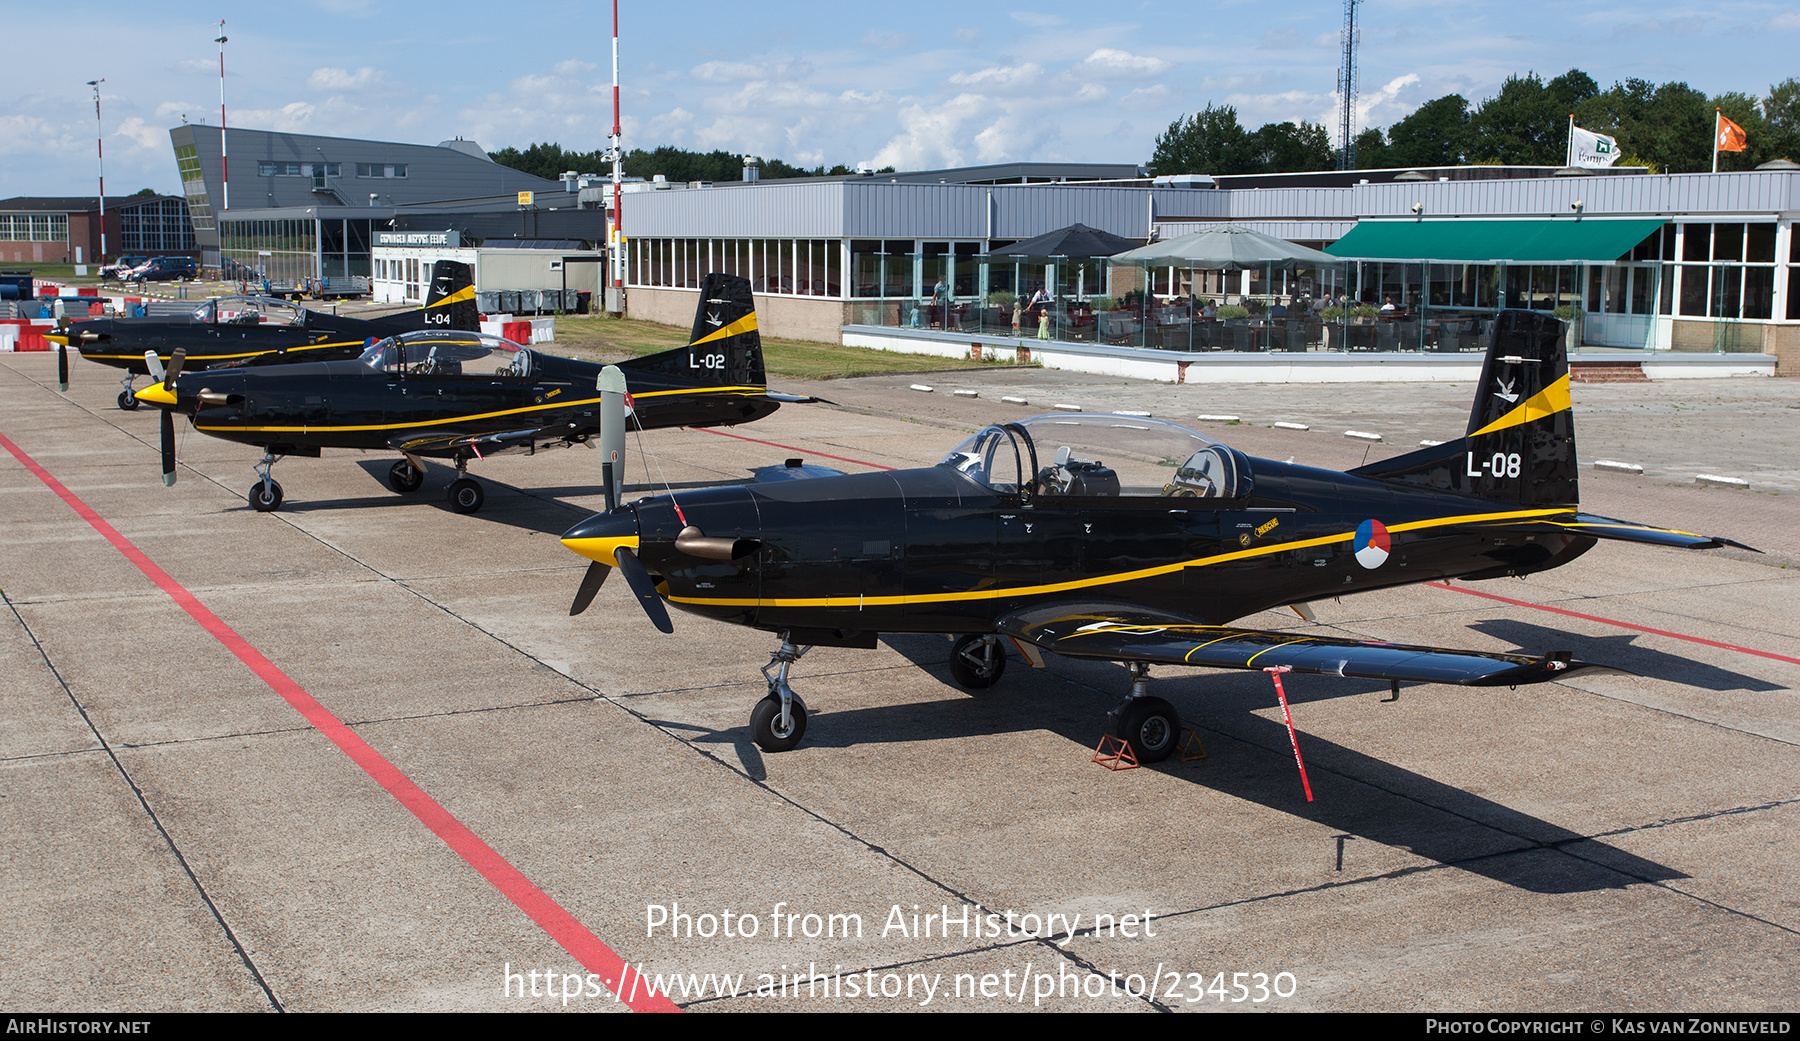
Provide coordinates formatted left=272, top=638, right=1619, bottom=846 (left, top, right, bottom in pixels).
left=1324, top=219, right=1666, bottom=263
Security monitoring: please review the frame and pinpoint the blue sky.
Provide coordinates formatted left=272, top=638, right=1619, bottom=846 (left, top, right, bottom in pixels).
left=4, top=0, right=1796, bottom=198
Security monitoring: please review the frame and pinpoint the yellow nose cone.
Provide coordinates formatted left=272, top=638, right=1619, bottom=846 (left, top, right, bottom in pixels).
left=135, top=383, right=178, bottom=407
left=560, top=534, right=640, bottom=566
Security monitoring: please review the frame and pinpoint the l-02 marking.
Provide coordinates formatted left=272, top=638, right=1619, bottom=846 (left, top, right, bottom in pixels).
left=691, top=352, right=726, bottom=370
left=1466, top=451, right=1522, bottom=478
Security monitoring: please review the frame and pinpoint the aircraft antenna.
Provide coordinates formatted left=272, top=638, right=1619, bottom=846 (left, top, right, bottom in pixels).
left=1335, top=0, right=1360, bottom=170
left=627, top=406, right=688, bottom=525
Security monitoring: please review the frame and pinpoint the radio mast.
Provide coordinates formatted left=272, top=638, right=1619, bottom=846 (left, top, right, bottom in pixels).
left=1336, top=0, right=1360, bottom=170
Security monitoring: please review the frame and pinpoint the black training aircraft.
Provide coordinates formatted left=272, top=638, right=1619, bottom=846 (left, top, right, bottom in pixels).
left=47, top=261, right=477, bottom=409
left=132, top=273, right=788, bottom=513
left=561, top=310, right=1753, bottom=759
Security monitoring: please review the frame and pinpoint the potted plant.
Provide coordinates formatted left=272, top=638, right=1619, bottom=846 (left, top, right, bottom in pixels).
left=1319, top=306, right=1345, bottom=350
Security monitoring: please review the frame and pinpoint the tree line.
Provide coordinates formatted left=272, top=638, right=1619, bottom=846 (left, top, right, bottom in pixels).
left=489, top=142, right=891, bottom=183
left=1150, top=73, right=1800, bottom=176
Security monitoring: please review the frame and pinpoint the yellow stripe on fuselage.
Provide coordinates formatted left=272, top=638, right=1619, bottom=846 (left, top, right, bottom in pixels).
left=196, top=385, right=769, bottom=434
left=662, top=506, right=1577, bottom=609
left=84, top=339, right=365, bottom=363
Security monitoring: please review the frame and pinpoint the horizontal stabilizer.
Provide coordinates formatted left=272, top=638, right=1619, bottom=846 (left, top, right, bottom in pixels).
left=1532, top=513, right=1760, bottom=553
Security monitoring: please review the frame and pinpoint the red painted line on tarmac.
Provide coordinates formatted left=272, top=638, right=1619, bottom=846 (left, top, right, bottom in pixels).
left=1426, top=581, right=1800, bottom=668
left=691, top=426, right=897, bottom=470
left=0, top=432, right=679, bottom=1013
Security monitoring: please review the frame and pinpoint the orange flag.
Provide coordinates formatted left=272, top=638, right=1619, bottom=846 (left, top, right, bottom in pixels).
left=1717, top=113, right=1748, bottom=152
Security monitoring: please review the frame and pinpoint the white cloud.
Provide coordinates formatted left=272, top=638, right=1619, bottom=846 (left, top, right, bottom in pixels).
left=862, top=30, right=915, bottom=50
left=1080, top=48, right=1172, bottom=77
left=1120, top=85, right=1172, bottom=108
left=114, top=117, right=165, bottom=151
left=955, top=27, right=980, bottom=43
left=948, top=64, right=1043, bottom=89
left=869, top=93, right=991, bottom=170
left=1077, top=83, right=1110, bottom=101
left=1769, top=11, right=1800, bottom=29
left=176, top=58, right=214, bottom=75
left=307, top=66, right=382, bottom=92
left=691, top=59, right=812, bottom=83
left=231, top=102, right=317, bottom=132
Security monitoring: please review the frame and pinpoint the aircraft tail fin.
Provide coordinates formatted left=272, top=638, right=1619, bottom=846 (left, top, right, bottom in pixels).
left=618, top=273, right=767, bottom=388
left=419, top=260, right=478, bottom=331
left=1350, top=310, right=1577, bottom=508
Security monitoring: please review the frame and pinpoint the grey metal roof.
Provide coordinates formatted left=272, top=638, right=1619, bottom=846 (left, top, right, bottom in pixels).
left=169, top=124, right=566, bottom=214
left=618, top=168, right=1800, bottom=244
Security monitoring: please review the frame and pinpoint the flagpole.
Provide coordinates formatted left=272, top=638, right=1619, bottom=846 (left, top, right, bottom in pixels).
left=1712, top=108, right=1720, bottom=174
left=1567, top=114, right=1575, bottom=167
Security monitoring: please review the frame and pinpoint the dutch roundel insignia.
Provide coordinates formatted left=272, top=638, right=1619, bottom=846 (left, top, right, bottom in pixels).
left=1354, top=519, right=1390, bottom=569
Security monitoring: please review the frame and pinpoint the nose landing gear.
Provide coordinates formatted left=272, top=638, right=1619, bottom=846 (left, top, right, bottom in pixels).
left=750, top=638, right=810, bottom=752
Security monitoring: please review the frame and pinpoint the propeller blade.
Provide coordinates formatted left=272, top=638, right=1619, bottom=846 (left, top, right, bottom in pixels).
left=569, top=560, right=611, bottom=616
left=160, top=408, right=176, bottom=487
left=144, top=350, right=164, bottom=381
left=164, top=347, right=187, bottom=387
left=57, top=341, right=68, bottom=391
left=614, top=547, right=673, bottom=633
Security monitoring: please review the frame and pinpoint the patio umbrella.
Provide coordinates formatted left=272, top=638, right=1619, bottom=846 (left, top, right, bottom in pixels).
left=991, top=223, right=1140, bottom=259
left=1109, top=224, right=1339, bottom=269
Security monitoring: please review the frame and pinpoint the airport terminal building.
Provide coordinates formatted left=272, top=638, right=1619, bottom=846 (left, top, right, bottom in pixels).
left=169, top=125, right=571, bottom=282
left=167, top=128, right=1800, bottom=371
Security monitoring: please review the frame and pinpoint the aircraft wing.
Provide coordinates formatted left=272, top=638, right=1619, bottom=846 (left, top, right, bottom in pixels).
left=387, top=427, right=567, bottom=457
left=995, top=602, right=1625, bottom=687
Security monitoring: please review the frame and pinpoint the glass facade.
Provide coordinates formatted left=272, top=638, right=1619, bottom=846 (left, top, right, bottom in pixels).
left=0, top=214, right=68, bottom=242
left=175, top=144, right=213, bottom=232
left=119, top=198, right=196, bottom=253
left=627, top=237, right=843, bottom=296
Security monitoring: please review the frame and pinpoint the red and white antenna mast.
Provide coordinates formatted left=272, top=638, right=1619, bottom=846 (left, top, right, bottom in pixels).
left=609, top=0, right=624, bottom=314
left=217, top=21, right=229, bottom=215
left=88, top=78, right=105, bottom=263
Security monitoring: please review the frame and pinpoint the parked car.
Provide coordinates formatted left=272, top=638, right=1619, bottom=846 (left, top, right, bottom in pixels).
left=131, top=257, right=196, bottom=282
left=101, top=256, right=148, bottom=280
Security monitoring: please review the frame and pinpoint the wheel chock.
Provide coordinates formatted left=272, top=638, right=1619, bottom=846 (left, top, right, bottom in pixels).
left=1092, top=734, right=1139, bottom=770
left=1177, top=728, right=1208, bottom=761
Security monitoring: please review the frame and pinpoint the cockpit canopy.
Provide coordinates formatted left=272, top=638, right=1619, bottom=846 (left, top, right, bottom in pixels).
left=942, top=413, right=1251, bottom=500
left=191, top=296, right=307, bottom=327
left=358, top=330, right=532, bottom=378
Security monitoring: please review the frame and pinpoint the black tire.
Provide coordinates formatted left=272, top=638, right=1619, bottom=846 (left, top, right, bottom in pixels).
left=749, top=692, right=807, bottom=752
left=388, top=460, right=424, bottom=493
left=248, top=479, right=283, bottom=512
left=118, top=390, right=140, bottom=411
left=1117, top=696, right=1180, bottom=764
left=447, top=477, right=484, bottom=513
left=948, top=634, right=1007, bottom=690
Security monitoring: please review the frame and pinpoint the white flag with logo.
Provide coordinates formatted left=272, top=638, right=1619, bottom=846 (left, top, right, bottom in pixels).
left=1570, top=125, right=1620, bottom=168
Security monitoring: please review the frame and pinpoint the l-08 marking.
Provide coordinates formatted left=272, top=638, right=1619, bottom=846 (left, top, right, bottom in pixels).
left=1465, top=451, right=1522, bottom=478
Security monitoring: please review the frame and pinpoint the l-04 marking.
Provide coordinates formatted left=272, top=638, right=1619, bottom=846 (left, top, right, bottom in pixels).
left=1466, top=451, right=1521, bottom=478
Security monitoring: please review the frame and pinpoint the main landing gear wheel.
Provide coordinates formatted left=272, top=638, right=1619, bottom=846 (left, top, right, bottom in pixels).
left=388, top=460, right=424, bottom=493
left=248, top=480, right=284, bottom=512
left=447, top=477, right=484, bottom=513
left=1116, top=696, right=1180, bottom=764
left=949, top=634, right=1007, bottom=689
left=118, top=391, right=140, bottom=411
left=749, top=692, right=808, bottom=752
